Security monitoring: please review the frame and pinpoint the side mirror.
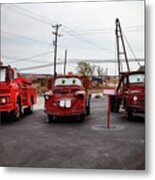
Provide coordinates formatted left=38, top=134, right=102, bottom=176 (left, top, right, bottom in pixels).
left=81, top=76, right=90, bottom=89
left=47, top=78, right=53, bottom=90
left=6, top=76, right=10, bottom=82
left=6, top=69, right=11, bottom=82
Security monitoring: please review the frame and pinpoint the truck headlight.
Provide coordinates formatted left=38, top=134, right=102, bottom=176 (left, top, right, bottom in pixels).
left=44, top=95, right=50, bottom=100
left=133, top=96, right=138, bottom=102
left=1, top=97, right=7, bottom=104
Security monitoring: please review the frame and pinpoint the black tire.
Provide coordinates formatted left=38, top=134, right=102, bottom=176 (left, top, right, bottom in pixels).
left=27, top=99, right=33, bottom=114
left=78, top=114, right=85, bottom=122
left=127, top=107, right=133, bottom=121
left=110, top=96, right=115, bottom=112
left=85, top=98, right=90, bottom=116
left=47, top=114, right=54, bottom=123
left=110, top=96, right=120, bottom=113
left=24, top=98, right=33, bottom=115
left=15, top=99, right=22, bottom=120
left=115, top=101, right=120, bottom=113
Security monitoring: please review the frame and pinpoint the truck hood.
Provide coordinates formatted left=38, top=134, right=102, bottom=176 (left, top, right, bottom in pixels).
left=0, top=82, right=11, bottom=94
left=125, top=84, right=144, bottom=94
left=53, top=85, right=84, bottom=94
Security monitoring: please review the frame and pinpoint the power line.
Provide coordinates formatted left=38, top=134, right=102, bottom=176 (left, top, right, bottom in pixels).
left=58, top=45, right=107, bottom=51
left=2, top=51, right=53, bottom=63
left=5, top=4, right=114, bottom=53
left=3, top=3, right=143, bottom=55
left=1, top=30, right=51, bottom=45
left=61, top=28, right=114, bottom=53
left=6, top=4, right=144, bottom=33
left=62, top=28, right=144, bottom=36
left=19, top=57, right=144, bottom=71
left=66, top=58, right=144, bottom=63
left=4, top=4, right=52, bottom=25
left=19, top=62, right=63, bottom=71
left=62, top=26, right=144, bottom=34
left=123, top=33, right=141, bottom=67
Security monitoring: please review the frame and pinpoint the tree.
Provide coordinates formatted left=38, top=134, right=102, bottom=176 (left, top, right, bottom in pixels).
left=77, top=61, right=96, bottom=76
left=96, top=66, right=108, bottom=77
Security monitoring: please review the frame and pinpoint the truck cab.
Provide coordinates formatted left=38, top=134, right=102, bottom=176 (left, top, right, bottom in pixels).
left=0, top=65, right=37, bottom=121
left=44, top=74, right=90, bottom=123
left=110, top=70, right=145, bottom=120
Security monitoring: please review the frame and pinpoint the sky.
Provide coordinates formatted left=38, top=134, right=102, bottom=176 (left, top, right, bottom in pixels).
left=1, top=0, right=145, bottom=75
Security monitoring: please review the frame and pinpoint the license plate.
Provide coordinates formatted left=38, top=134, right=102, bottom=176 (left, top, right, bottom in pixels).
left=59, top=99, right=71, bottom=108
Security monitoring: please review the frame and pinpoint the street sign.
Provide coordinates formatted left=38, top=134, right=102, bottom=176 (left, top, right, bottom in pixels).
left=103, top=89, right=115, bottom=95
left=103, top=89, right=115, bottom=128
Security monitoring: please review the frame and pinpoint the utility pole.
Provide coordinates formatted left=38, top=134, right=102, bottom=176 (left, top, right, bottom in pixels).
left=52, top=24, right=62, bottom=79
left=64, top=49, right=68, bottom=75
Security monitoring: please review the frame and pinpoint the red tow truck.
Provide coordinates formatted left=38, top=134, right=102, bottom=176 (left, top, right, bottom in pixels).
left=110, top=70, right=145, bottom=120
left=109, top=18, right=145, bottom=120
left=0, top=64, right=37, bottom=121
left=44, top=73, right=90, bottom=123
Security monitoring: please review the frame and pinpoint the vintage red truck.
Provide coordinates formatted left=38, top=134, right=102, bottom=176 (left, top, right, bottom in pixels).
left=110, top=70, right=145, bottom=120
left=109, top=18, right=145, bottom=120
left=0, top=64, right=37, bottom=121
left=44, top=74, right=90, bottom=123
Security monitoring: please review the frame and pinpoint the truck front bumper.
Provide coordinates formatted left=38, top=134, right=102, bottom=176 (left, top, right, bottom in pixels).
left=0, top=102, right=14, bottom=112
left=129, top=105, right=145, bottom=113
left=45, top=108, right=85, bottom=116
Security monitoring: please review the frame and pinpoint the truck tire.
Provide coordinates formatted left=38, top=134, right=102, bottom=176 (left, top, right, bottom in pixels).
left=78, top=114, right=85, bottom=122
left=27, top=99, right=33, bottom=114
left=110, top=96, right=115, bottom=112
left=127, top=107, right=133, bottom=121
left=47, top=114, right=54, bottom=123
left=115, top=100, right=120, bottom=113
left=15, top=99, right=22, bottom=120
left=110, top=96, right=120, bottom=113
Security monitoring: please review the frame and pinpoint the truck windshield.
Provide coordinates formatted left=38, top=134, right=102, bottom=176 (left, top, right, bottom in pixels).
left=129, top=74, right=145, bottom=84
left=0, top=68, right=6, bottom=82
left=55, top=78, right=82, bottom=86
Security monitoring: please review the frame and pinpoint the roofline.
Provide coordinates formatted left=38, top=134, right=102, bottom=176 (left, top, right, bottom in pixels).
left=56, top=75, right=82, bottom=78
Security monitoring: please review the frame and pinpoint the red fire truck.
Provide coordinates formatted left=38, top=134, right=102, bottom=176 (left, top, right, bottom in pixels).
left=44, top=74, right=90, bottom=123
left=0, top=65, right=37, bottom=121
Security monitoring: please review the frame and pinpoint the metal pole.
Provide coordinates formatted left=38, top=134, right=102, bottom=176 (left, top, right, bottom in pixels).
left=115, top=18, right=130, bottom=74
left=52, top=24, right=62, bottom=79
left=107, top=96, right=111, bottom=128
left=115, top=20, right=121, bottom=77
left=64, top=49, right=67, bottom=75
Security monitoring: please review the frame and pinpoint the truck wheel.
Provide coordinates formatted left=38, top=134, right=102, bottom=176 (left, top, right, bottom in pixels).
left=110, top=96, right=115, bottom=112
left=27, top=99, right=33, bottom=114
left=24, top=99, right=33, bottom=115
left=85, top=99, right=90, bottom=116
left=115, top=101, right=120, bottom=113
left=110, top=96, right=120, bottom=113
left=79, top=114, right=85, bottom=122
left=127, top=107, right=133, bottom=121
left=47, top=114, right=54, bottom=123
left=15, top=100, right=22, bottom=120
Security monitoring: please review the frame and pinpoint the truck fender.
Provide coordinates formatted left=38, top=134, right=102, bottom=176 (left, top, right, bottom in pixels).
left=13, top=92, right=21, bottom=108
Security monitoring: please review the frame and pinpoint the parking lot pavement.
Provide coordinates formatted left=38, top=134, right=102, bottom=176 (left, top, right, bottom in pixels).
left=0, top=97, right=145, bottom=170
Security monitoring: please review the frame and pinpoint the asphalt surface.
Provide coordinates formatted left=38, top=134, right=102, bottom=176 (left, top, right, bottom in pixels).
left=0, top=97, right=145, bottom=170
